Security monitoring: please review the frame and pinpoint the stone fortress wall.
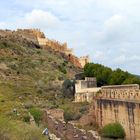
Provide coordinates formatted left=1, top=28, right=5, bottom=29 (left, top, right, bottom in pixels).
left=0, top=29, right=40, bottom=44
left=78, top=56, right=90, bottom=68
left=95, top=84, right=140, bottom=140
left=28, top=29, right=89, bottom=68
left=74, top=78, right=140, bottom=139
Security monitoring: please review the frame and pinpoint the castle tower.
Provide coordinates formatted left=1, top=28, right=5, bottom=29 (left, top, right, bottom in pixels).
left=78, top=56, right=90, bottom=68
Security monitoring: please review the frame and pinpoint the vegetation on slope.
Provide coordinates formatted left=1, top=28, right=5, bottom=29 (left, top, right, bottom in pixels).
left=0, top=117, right=47, bottom=140
left=0, top=33, right=81, bottom=138
left=84, top=63, right=140, bottom=86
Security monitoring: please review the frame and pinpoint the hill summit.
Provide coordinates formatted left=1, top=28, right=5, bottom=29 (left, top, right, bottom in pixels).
left=0, top=29, right=89, bottom=68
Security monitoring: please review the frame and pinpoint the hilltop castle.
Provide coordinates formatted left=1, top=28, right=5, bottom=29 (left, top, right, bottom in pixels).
left=0, top=29, right=89, bottom=68
left=17, top=29, right=89, bottom=68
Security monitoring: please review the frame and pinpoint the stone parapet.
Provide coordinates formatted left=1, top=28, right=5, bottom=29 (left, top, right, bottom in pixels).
left=95, top=84, right=140, bottom=140
left=99, top=84, right=140, bottom=101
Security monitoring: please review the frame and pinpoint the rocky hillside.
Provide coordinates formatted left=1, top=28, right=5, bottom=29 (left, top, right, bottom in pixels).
left=0, top=31, right=80, bottom=81
left=0, top=30, right=82, bottom=139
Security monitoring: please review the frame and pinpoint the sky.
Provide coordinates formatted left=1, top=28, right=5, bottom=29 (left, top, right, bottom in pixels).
left=0, top=0, right=140, bottom=74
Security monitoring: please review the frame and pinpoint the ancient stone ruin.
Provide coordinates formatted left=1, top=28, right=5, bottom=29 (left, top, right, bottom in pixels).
left=75, top=77, right=101, bottom=102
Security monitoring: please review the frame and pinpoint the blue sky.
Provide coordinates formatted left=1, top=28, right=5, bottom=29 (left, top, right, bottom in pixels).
left=0, top=0, right=140, bottom=74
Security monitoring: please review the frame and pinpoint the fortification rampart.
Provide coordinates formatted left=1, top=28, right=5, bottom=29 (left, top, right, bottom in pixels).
left=95, top=84, right=140, bottom=140
left=43, top=109, right=100, bottom=140
left=99, top=84, right=140, bottom=101
left=78, top=56, right=90, bottom=68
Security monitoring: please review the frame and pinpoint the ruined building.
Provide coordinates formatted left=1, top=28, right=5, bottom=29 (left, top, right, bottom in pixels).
left=75, top=77, right=101, bottom=102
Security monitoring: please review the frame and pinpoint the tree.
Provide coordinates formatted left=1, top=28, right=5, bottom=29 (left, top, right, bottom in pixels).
left=109, top=69, right=129, bottom=85
left=62, top=79, right=75, bottom=98
left=84, top=63, right=140, bottom=86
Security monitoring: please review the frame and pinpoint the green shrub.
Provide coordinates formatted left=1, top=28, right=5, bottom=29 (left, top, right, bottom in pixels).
left=29, top=108, right=42, bottom=126
left=64, top=110, right=82, bottom=122
left=101, top=122, right=125, bottom=139
left=62, top=79, right=75, bottom=98
left=23, top=115, right=30, bottom=123
left=58, top=65, right=67, bottom=74
left=79, top=105, right=89, bottom=114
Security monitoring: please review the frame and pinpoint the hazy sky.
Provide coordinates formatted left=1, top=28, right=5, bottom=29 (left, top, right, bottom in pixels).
left=0, top=0, right=140, bottom=74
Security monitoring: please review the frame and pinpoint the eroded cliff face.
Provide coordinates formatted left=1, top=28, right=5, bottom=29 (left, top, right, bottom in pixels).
left=95, top=85, right=140, bottom=140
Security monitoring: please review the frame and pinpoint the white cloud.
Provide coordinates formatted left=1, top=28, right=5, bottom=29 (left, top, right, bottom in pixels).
left=18, top=9, right=61, bottom=30
left=26, top=10, right=59, bottom=25
left=0, top=22, right=7, bottom=29
left=105, top=15, right=125, bottom=30
left=93, top=51, right=107, bottom=62
left=129, top=55, right=140, bottom=61
left=113, top=55, right=126, bottom=64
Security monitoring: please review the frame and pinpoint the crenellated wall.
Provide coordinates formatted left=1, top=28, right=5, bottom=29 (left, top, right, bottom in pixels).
left=33, top=29, right=89, bottom=68
left=78, top=56, right=90, bottom=68
left=95, top=84, right=140, bottom=140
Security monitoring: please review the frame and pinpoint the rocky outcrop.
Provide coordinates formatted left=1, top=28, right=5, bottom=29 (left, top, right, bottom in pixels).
left=43, top=109, right=101, bottom=140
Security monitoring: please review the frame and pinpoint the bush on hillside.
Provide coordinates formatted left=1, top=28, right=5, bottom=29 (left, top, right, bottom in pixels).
left=101, top=122, right=125, bottom=139
left=58, top=65, right=67, bottom=74
left=23, top=114, right=30, bottom=123
left=62, top=79, right=75, bottom=98
left=64, top=110, right=82, bottom=122
left=29, top=108, right=42, bottom=126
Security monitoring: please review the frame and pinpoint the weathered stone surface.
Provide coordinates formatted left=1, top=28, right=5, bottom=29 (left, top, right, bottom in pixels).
left=75, top=77, right=101, bottom=102
left=95, top=84, right=140, bottom=140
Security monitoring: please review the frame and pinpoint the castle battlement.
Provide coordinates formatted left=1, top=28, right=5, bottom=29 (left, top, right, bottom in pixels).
left=102, top=84, right=139, bottom=89
left=35, top=29, right=89, bottom=68
left=99, top=84, right=140, bottom=101
left=78, top=56, right=90, bottom=68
